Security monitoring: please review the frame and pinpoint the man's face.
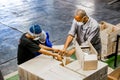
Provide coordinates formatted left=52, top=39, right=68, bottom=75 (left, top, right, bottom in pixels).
left=33, top=31, right=46, bottom=43
left=74, top=15, right=83, bottom=22
left=33, top=35, right=41, bottom=40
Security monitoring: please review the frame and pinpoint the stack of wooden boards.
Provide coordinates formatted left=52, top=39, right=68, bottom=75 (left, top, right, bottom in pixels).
left=66, top=60, right=108, bottom=80
left=19, top=54, right=108, bottom=80
left=18, top=55, right=84, bottom=80
left=100, top=21, right=120, bottom=58
left=18, top=43, right=108, bottom=80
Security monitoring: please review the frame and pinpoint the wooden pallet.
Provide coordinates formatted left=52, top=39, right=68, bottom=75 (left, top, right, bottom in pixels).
left=100, top=21, right=120, bottom=57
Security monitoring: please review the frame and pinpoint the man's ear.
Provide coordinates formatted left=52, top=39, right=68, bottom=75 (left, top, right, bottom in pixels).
left=83, top=16, right=87, bottom=20
left=82, top=16, right=86, bottom=22
left=82, top=16, right=88, bottom=22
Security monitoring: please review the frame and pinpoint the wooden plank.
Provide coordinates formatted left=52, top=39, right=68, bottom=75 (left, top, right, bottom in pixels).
left=108, top=67, right=120, bottom=80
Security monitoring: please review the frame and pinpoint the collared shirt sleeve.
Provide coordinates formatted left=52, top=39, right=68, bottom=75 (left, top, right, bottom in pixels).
left=68, top=19, right=77, bottom=36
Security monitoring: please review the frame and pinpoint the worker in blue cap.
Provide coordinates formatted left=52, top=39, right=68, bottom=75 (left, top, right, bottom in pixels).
left=28, top=24, right=53, bottom=56
left=17, top=24, right=62, bottom=65
left=29, top=24, right=52, bottom=47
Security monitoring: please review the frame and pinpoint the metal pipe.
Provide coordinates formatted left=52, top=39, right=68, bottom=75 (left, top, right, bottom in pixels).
left=114, top=34, right=120, bottom=68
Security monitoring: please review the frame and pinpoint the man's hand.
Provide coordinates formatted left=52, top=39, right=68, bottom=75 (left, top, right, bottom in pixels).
left=53, top=54, right=63, bottom=61
left=53, top=49, right=61, bottom=53
left=59, top=49, right=68, bottom=56
left=60, top=48, right=75, bottom=57
left=53, top=49, right=67, bottom=56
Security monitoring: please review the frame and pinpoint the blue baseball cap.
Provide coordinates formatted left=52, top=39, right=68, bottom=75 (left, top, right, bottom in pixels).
left=29, top=24, right=42, bottom=35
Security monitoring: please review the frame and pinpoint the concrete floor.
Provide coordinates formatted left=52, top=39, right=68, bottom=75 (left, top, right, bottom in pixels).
left=0, top=0, right=120, bottom=76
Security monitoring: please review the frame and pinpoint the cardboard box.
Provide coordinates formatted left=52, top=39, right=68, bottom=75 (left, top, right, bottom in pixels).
left=100, top=21, right=120, bottom=57
left=108, top=67, right=120, bottom=80
left=75, top=41, right=98, bottom=70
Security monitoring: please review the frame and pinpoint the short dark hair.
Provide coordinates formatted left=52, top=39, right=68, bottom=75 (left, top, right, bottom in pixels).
left=75, top=9, right=87, bottom=18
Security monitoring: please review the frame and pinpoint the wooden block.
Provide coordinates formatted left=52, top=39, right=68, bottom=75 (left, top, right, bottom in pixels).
left=84, top=60, right=97, bottom=70
left=52, top=45, right=74, bottom=66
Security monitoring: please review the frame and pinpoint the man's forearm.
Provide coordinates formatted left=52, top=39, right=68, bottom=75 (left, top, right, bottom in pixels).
left=39, top=44, right=54, bottom=51
left=64, top=35, right=74, bottom=50
left=39, top=49, right=56, bottom=57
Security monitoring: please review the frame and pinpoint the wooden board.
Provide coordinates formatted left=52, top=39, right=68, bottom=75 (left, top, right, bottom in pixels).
left=108, top=67, right=120, bottom=80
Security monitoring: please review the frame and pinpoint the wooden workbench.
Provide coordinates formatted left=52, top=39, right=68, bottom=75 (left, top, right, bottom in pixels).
left=65, top=60, right=108, bottom=80
left=18, top=54, right=108, bottom=80
left=18, top=55, right=83, bottom=80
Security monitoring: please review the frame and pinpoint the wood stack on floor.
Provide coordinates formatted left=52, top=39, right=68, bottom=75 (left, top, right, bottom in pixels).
left=100, top=21, right=120, bottom=58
